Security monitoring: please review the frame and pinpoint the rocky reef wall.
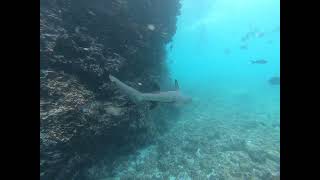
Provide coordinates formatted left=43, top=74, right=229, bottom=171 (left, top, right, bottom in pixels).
left=40, top=0, right=181, bottom=179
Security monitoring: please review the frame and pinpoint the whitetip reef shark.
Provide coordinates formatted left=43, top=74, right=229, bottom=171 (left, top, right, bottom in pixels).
left=109, top=74, right=192, bottom=109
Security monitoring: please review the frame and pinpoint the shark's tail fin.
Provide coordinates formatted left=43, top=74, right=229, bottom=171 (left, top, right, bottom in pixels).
left=109, top=74, right=144, bottom=103
left=174, top=80, right=179, bottom=90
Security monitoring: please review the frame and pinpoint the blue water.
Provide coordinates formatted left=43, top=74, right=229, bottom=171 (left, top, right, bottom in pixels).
left=97, top=0, right=280, bottom=179
left=167, top=0, right=280, bottom=102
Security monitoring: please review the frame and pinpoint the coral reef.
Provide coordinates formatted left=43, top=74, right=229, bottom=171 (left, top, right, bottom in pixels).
left=93, top=97, right=280, bottom=179
left=40, top=0, right=181, bottom=179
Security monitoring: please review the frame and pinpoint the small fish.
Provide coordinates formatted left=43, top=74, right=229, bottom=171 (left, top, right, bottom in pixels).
left=241, top=31, right=255, bottom=42
left=268, top=76, right=280, bottom=85
left=266, top=40, right=273, bottom=44
left=169, top=44, right=173, bottom=51
left=255, top=31, right=265, bottom=38
left=224, top=48, right=231, bottom=55
left=240, top=44, right=248, bottom=50
left=241, top=34, right=250, bottom=42
left=251, top=59, right=268, bottom=64
left=259, top=122, right=267, bottom=127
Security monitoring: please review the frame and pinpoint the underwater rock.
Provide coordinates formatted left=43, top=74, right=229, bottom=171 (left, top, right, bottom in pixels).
left=40, top=0, right=181, bottom=179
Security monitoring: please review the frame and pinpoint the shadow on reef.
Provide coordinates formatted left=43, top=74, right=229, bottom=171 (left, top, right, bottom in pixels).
left=40, top=0, right=181, bottom=179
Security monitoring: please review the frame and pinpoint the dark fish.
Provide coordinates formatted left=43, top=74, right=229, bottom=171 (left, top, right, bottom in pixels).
left=240, top=44, right=248, bottom=50
left=224, top=48, right=231, bottom=55
left=259, top=122, right=267, bottom=127
left=241, top=31, right=255, bottom=42
left=268, top=76, right=280, bottom=85
left=251, top=59, right=268, bottom=64
left=241, top=33, right=250, bottom=42
left=169, top=44, right=173, bottom=51
left=266, top=40, right=273, bottom=44
left=241, top=36, right=248, bottom=42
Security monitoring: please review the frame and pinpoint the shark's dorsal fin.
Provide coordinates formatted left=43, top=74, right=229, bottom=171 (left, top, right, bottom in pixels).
left=174, top=80, right=179, bottom=90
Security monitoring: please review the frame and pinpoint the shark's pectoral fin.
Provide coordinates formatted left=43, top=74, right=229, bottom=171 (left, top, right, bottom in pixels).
left=149, top=101, right=158, bottom=110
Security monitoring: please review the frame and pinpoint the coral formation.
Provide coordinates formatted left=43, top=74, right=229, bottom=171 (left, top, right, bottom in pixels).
left=40, top=0, right=181, bottom=179
left=89, top=98, right=280, bottom=179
